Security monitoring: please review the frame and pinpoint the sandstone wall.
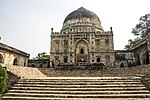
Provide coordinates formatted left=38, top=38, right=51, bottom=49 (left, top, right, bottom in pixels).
left=0, top=43, right=29, bottom=66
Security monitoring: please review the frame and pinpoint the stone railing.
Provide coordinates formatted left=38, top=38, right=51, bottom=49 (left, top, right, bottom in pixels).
left=5, top=65, right=46, bottom=79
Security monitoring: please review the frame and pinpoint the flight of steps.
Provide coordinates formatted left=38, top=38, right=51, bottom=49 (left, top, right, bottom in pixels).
left=2, top=77, right=150, bottom=100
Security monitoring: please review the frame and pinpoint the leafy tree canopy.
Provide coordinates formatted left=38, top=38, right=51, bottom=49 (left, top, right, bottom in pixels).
left=32, top=52, right=50, bottom=60
left=125, top=13, right=150, bottom=50
left=132, top=13, right=150, bottom=38
left=124, top=37, right=141, bottom=50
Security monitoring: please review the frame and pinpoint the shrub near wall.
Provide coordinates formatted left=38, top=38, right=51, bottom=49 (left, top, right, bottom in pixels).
left=0, top=64, right=8, bottom=97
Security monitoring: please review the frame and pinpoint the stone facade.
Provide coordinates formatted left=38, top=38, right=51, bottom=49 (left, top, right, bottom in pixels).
left=50, top=7, right=115, bottom=67
left=0, top=42, right=30, bottom=66
left=28, top=59, right=49, bottom=68
left=115, top=50, right=133, bottom=68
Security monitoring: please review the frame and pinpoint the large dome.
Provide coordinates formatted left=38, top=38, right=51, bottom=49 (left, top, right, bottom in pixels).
left=64, top=7, right=100, bottom=23
left=61, top=7, right=103, bottom=32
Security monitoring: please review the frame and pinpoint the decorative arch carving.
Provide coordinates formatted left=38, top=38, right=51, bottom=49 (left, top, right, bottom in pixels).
left=75, top=39, right=89, bottom=46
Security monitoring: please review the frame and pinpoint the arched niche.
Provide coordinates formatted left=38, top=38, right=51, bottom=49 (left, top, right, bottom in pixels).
left=0, top=54, right=4, bottom=63
left=13, top=58, right=18, bottom=65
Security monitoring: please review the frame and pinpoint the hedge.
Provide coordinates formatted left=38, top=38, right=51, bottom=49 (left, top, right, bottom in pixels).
left=0, top=64, right=8, bottom=96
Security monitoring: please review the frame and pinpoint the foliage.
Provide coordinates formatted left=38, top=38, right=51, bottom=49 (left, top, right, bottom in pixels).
left=125, top=13, right=150, bottom=50
left=0, top=64, right=8, bottom=96
left=32, top=52, right=50, bottom=60
left=124, top=37, right=141, bottom=50
left=132, top=13, right=150, bottom=38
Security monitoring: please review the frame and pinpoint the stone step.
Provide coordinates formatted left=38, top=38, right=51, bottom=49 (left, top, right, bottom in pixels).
left=14, top=84, right=145, bottom=88
left=9, top=89, right=150, bottom=94
left=2, top=96, right=150, bottom=100
left=20, top=76, right=141, bottom=81
left=21, top=79, right=140, bottom=82
left=20, top=79, right=141, bottom=82
left=20, top=80, right=141, bottom=84
left=21, top=78, right=141, bottom=81
left=2, top=77, right=150, bottom=99
left=3, top=92, right=150, bottom=98
left=11, top=86, right=147, bottom=91
left=31, top=77, right=141, bottom=79
left=18, top=81, right=142, bottom=85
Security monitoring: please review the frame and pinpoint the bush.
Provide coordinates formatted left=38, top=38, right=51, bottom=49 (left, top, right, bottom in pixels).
left=0, top=64, right=8, bottom=95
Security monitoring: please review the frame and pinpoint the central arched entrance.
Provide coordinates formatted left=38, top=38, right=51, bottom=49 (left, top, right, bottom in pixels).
left=75, top=39, right=89, bottom=64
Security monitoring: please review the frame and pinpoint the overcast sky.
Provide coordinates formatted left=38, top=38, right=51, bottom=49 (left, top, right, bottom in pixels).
left=0, top=0, right=150, bottom=58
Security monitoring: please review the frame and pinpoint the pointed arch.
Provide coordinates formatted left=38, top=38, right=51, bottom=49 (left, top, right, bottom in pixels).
left=64, top=40, right=68, bottom=52
left=75, top=39, right=89, bottom=46
left=97, top=57, right=100, bottom=62
left=105, top=55, right=110, bottom=65
left=80, top=48, right=84, bottom=54
left=135, top=53, right=141, bottom=65
left=13, top=58, right=18, bottom=65
left=0, top=54, right=4, bottom=63
left=64, top=57, right=68, bottom=63
left=143, top=51, right=149, bottom=64
left=75, top=39, right=89, bottom=63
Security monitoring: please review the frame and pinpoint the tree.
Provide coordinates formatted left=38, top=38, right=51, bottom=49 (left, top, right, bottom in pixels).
left=124, top=37, right=141, bottom=50
left=125, top=13, right=150, bottom=50
left=32, top=52, right=50, bottom=60
left=132, top=13, right=150, bottom=38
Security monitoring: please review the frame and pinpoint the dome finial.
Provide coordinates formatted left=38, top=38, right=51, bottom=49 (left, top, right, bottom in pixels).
left=78, top=7, right=85, bottom=10
left=80, top=7, right=84, bottom=9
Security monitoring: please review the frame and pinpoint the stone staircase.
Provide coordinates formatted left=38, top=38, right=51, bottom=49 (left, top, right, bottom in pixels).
left=2, top=77, right=150, bottom=100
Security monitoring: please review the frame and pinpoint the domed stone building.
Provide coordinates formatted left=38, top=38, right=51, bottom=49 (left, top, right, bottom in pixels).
left=50, top=7, right=115, bottom=67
